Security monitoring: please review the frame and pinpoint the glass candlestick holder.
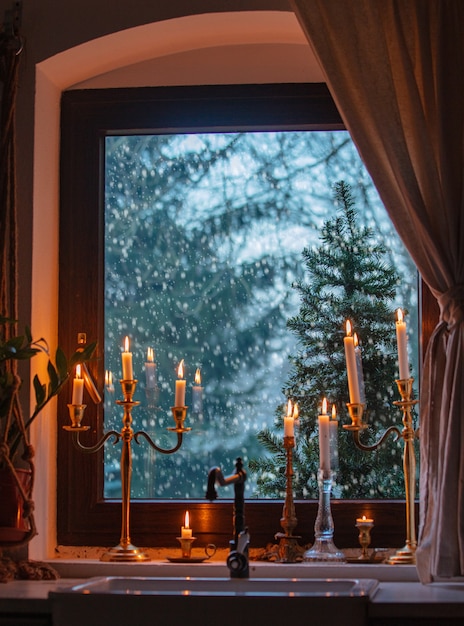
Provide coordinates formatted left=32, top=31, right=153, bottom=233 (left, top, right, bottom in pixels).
left=356, top=517, right=374, bottom=561
left=303, top=469, right=345, bottom=562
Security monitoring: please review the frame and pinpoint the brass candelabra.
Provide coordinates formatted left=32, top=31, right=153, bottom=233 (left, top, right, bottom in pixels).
left=274, top=435, right=302, bottom=562
left=344, top=377, right=418, bottom=565
left=64, top=378, right=190, bottom=562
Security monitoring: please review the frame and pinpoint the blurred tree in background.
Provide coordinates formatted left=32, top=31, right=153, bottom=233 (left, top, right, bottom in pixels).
left=103, top=133, right=417, bottom=499
left=250, top=181, right=409, bottom=499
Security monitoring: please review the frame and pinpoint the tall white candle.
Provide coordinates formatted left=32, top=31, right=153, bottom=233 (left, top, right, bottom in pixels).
left=318, top=398, right=331, bottom=472
left=175, top=359, right=186, bottom=407
left=121, top=336, right=133, bottom=380
left=145, top=347, right=157, bottom=389
left=329, top=403, right=339, bottom=470
left=353, top=333, right=366, bottom=404
left=395, top=308, right=409, bottom=379
left=344, top=320, right=361, bottom=404
left=72, top=364, right=84, bottom=405
left=283, top=399, right=294, bottom=437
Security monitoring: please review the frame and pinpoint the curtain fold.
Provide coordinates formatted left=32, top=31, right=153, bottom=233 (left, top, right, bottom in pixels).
left=289, top=0, right=464, bottom=581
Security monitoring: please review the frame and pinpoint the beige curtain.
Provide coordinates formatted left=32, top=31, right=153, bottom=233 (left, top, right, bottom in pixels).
left=289, top=0, right=464, bottom=582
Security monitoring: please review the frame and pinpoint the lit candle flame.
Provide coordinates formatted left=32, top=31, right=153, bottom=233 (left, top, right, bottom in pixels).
left=322, top=397, right=328, bottom=415
left=353, top=332, right=359, bottom=347
left=346, top=320, right=352, bottom=336
left=124, top=336, right=130, bottom=352
left=147, top=347, right=154, bottom=362
left=194, top=368, right=201, bottom=385
left=76, top=364, right=82, bottom=379
left=332, top=404, right=337, bottom=420
left=177, top=359, right=185, bottom=379
left=286, top=399, right=293, bottom=417
left=396, top=308, right=403, bottom=323
left=292, top=402, right=299, bottom=420
left=184, top=510, right=190, bottom=528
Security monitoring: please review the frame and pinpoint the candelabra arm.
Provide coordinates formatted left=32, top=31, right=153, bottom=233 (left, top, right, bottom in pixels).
left=70, top=429, right=120, bottom=453
left=134, top=430, right=183, bottom=455
left=352, top=425, right=401, bottom=452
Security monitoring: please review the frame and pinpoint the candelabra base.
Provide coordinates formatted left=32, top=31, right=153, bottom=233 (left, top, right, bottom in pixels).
left=387, top=544, right=416, bottom=565
left=274, top=533, right=303, bottom=563
left=100, top=542, right=151, bottom=562
left=303, top=538, right=345, bottom=562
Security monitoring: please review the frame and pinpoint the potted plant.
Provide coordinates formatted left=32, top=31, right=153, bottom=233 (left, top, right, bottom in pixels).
left=0, top=315, right=96, bottom=546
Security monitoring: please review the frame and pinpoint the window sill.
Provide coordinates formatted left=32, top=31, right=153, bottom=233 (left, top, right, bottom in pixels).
left=49, top=549, right=419, bottom=583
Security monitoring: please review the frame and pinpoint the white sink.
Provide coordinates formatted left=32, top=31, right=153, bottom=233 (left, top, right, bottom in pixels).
left=57, top=575, right=377, bottom=596
left=50, top=576, right=378, bottom=626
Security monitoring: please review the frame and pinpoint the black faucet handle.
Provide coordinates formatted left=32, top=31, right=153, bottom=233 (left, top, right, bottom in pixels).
left=205, top=466, right=219, bottom=500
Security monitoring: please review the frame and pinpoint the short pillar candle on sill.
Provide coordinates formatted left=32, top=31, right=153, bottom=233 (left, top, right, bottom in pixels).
left=178, top=511, right=196, bottom=558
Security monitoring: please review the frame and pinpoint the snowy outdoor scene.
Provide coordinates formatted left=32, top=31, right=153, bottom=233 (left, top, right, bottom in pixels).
left=103, top=130, right=418, bottom=500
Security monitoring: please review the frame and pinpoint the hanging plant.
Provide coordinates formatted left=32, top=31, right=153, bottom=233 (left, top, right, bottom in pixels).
left=0, top=314, right=96, bottom=547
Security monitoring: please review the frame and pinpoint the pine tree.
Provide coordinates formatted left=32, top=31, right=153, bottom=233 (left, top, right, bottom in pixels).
left=250, top=181, right=405, bottom=499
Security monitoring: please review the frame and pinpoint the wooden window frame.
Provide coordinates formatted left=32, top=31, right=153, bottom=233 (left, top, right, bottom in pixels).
left=57, top=83, right=436, bottom=549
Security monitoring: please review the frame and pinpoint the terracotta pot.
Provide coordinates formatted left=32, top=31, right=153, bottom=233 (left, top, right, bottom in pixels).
left=0, top=468, right=32, bottom=544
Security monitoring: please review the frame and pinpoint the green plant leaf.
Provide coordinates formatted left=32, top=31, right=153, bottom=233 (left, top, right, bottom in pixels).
left=33, top=374, right=46, bottom=408
left=55, top=347, right=68, bottom=380
left=69, top=341, right=97, bottom=367
left=47, top=360, right=60, bottom=393
left=6, top=335, right=26, bottom=352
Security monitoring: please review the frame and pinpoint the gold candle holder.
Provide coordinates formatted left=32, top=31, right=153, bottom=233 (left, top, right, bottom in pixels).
left=344, top=377, right=418, bottom=565
left=356, top=516, right=374, bottom=561
left=63, top=404, right=90, bottom=431
left=177, top=536, right=197, bottom=558
left=275, top=435, right=302, bottom=563
left=64, top=378, right=190, bottom=562
left=388, top=377, right=418, bottom=565
left=343, top=403, right=367, bottom=431
left=168, top=405, right=191, bottom=432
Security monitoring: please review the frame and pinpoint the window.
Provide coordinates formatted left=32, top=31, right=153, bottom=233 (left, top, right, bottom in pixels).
left=58, top=84, right=433, bottom=548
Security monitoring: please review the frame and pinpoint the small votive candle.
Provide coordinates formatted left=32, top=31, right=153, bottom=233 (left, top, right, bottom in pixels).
left=178, top=510, right=195, bottom=558
left=181, top=510, right=193, bottom=539
left=356, top=515, right=374, bottom=560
